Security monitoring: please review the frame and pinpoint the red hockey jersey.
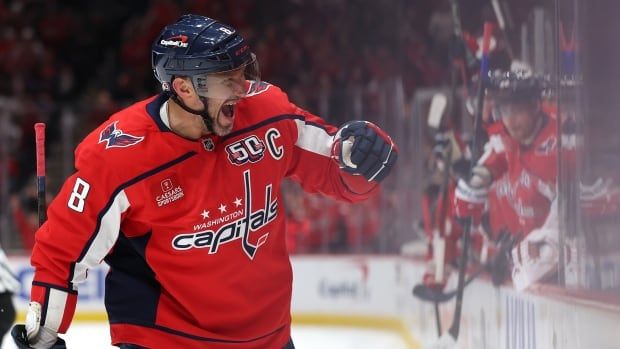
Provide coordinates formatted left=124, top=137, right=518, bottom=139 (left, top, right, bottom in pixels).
left=480, top=115, right=568, bottom=236
left=30, top=83, right=378, bottom=348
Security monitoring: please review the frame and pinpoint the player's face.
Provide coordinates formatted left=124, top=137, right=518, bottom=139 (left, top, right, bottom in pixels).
left=499, top=101, right=540, bottom=143
left=203, top=68, right=247, bottom=136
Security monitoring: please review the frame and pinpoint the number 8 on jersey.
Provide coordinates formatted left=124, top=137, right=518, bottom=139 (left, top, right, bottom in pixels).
left=67, top=178, right=91, bottom=213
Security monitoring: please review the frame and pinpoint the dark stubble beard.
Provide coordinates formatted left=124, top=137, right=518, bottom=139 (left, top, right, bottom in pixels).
left=203, top=105, right=233, bottom=137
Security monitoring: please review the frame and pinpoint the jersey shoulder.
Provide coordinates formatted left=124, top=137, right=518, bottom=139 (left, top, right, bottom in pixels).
left=538, top=114, right=558, bottom=138
left=531, top=114, right=566, bottom=156
left=74, top=96, right=163, bottom=177
left=532, top=114, right=558, bottom=147
left=236, top=82, right=298, bottom=125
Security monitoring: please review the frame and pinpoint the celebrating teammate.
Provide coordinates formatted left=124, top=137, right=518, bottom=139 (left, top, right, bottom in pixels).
left=453, top=70, right=570, bottom=288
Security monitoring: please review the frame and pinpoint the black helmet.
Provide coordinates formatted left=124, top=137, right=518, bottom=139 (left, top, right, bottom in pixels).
left=151, top=14, right=259, bottom=95
left=487, top=70, right=544, bottom=104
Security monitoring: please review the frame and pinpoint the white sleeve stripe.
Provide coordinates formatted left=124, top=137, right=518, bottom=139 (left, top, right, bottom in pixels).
left=294, top=119, right=334, bottom=156
left=477, top=135, right=504, bottom=165
left=71, top=190, right=130, bottom=286
left=44, top=288, right=68, bottom=331
left=489, top=135, right=505, bottom=152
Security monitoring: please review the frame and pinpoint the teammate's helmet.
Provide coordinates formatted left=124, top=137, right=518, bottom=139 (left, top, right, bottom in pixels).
left=488, top=71, right=545, bottom=103
left=487, top=70, right=545, bottom=104
left=151, top=14, right=259, bottom=95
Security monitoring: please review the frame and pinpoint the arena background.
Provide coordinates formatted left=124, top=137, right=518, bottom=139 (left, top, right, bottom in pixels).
left=1, top=1, right=620, bottom=348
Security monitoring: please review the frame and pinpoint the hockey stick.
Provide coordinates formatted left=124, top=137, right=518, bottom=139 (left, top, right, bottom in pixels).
left=427, top=94, right=448, bottom=130
left=425, top=95, right=449, bottom=337
left=11, top=124, right=67, bottom=349
left=413, top=266, right=483, bottom=304
left=490, top=0, right=515, bottom=59
left=413, top=232, right=514, bottom=304
left=420, top=191, right=443, bottom=337
left=419, top=1, right=470, bottom=338
left=34, top=123, right=46, bottom=226
left=432, top=22, right=494, bottom=346
left=448, top=0, right=476, bottom=68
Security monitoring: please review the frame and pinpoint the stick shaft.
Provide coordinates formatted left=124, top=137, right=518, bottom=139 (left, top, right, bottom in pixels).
left=34, top=123, right=46, bottom=226
left=447, top=21, right=494, bottom=341
left=434, top=302, right=442, bottom=337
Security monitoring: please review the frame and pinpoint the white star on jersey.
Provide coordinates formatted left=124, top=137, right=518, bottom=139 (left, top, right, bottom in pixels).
left=201, top=210, right=210, bottom=219
left=218, top=204, right=227, bottom=213
left=233, top=197, right=242, bottom=207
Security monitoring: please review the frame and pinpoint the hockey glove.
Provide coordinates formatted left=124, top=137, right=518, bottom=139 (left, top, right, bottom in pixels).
left=334, top=121, right=398, bottom=182
left=453, top=178, right=487, bottom=226
left=11, top=302, right=66, bottom=349
left=486, top=232, right=519, bottom=287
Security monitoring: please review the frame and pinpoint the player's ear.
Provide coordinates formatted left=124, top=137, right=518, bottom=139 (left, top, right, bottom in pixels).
left=172, top=77, right=195, bottom=98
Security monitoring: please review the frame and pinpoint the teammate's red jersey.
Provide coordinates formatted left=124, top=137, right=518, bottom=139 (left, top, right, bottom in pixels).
left=30, top=82, right=377, bottom=348
left=479, top=114, right=566, bottom=236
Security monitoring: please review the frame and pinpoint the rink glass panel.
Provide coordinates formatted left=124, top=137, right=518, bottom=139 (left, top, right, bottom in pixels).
left=562, top=0, right=620, bottom=294
left=282, top=77, right=421, bottom=255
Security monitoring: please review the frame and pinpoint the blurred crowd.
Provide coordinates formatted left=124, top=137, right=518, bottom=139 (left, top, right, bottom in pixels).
left=0, top=0, right=468, bottom=252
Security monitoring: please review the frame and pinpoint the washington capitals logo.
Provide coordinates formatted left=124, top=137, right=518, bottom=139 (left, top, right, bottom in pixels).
left=246, top=81, right=271, bottom=97
left=535, top=137, right=557, bottom=155
left=171, top=170, right=275, bottom=260
left=98, top=121, right=144, bottom=149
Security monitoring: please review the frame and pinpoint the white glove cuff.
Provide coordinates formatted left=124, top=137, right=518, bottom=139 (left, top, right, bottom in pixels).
left=455, top=179, right=488, bottom=204
left=340, top=136, right=356, bottom=169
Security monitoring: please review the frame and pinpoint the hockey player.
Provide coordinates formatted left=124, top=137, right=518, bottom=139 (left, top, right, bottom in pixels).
left=11, top=15, right=398, bottom=349
left=453, top=70, right=568, bottom=288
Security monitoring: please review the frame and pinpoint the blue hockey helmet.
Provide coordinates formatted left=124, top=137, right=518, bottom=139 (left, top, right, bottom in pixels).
left=151, top=14, right=259, bottom=97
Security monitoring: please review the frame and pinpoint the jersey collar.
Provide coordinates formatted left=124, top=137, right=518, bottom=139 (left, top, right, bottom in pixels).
left=146, top=93, right=173, bottom=132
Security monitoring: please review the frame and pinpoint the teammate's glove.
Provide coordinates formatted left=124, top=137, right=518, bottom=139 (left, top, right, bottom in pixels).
left=453, top=178, right=487, bottom=225
left=11, top=302, right=66, bottom=349
left=334, top=121, right=398, bottom=182
left=485, top=232, right=518, bottom=287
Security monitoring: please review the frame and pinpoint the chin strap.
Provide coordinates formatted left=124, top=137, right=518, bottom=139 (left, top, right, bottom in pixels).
left=169, top=93, right=215, bottom=133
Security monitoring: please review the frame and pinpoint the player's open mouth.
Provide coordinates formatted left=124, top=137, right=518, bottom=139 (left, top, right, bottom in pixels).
left=221, top=103, right=234, bottom=118
left=218, top=101, right=236, bottom=124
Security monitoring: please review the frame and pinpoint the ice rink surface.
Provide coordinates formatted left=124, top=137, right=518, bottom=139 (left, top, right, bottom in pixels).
left=1, top=323, right=409, bottom=349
